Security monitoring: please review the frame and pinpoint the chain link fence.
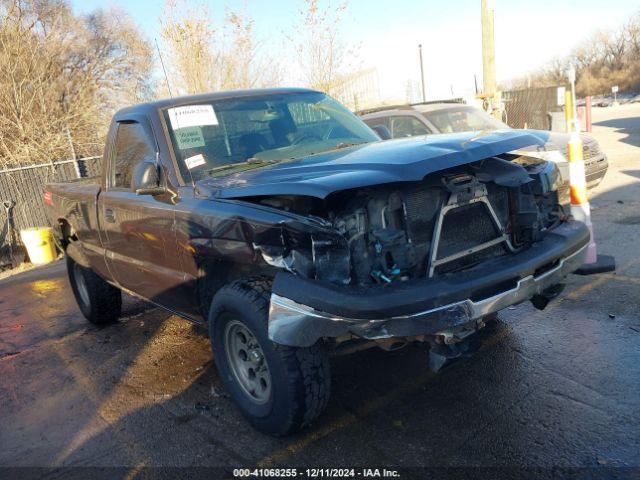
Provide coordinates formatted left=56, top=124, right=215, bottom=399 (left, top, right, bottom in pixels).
left=502, top=85, right=566, bottom=131
left=0, top=157, right=102, bottom=269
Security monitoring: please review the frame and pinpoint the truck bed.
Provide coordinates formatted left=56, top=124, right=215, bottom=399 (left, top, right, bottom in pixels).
left=45, top=177, right=102, bottom=245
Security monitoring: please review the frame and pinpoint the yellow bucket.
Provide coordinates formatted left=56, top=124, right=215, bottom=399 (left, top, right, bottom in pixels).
left=20, top=227, right=57, bottom=265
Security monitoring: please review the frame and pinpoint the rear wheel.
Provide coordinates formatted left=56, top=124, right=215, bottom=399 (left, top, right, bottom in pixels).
left=209, top=278, right=330, bottom=436
left=67, top=256, right=121, bottom=324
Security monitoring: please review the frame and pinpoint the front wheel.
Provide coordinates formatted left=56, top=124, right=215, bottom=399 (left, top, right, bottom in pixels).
left=67, top=256, right=122, bottom=324
left=209, top=279, right=330, bottom=436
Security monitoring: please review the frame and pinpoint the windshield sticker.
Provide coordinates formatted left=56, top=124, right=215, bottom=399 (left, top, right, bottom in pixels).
left=175, top=126, right=205, bottom=150
left=168, top=104, right=218, bottom=129
left=184, top=153, right=206, bottom=169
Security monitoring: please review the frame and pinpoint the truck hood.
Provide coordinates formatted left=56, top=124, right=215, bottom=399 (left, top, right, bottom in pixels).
left=197, top=129, right=550, bottom=200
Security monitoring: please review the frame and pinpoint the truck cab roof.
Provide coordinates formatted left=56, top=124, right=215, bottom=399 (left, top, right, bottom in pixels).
left=114, top=88, right=321, bottom=119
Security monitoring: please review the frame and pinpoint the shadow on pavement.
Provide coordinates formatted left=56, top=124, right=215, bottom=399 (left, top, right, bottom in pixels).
left=593, top=117, right=640, bottom=148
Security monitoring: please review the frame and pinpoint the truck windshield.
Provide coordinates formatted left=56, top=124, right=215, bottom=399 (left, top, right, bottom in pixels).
left=163, top=92, right=379, bottom=181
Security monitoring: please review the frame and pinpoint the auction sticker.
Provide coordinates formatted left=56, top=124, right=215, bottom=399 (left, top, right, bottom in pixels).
left=184, top=154, right=206, bottom=169
left=168, top=104, right=218, bottom=129
left=175, top=126, right=205, bottom=150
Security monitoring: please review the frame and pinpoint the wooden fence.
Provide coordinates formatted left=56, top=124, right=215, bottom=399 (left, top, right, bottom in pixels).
left=0, top=157, right=102, bottom=268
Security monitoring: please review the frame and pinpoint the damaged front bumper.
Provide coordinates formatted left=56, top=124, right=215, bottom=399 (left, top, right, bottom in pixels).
left=268, top=221, right=590, bottom=347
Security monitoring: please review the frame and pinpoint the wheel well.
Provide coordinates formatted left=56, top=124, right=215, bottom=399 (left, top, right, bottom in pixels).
left=196, top=259, right=274, bottom=319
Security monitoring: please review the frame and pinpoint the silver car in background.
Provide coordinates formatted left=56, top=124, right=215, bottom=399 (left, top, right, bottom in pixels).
left=359, top=102, right=608, bottom=190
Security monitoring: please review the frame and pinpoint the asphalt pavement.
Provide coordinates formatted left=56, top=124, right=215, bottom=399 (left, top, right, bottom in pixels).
left=1, top=104, right=639, bottom=479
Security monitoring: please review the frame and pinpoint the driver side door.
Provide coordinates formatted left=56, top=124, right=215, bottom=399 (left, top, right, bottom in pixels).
left=99, top=117, right=185, bottom=307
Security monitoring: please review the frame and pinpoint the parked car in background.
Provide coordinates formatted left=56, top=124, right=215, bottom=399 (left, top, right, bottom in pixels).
left=359, top=102, right=608, bottom=189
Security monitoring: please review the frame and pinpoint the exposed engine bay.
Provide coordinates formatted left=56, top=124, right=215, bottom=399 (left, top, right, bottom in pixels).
left=253, top=154, right=568, bottom=287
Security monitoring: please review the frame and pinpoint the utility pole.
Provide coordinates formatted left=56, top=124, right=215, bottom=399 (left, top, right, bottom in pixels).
left=481, top=0, right=496, bottom=99
left=418, top=44, right=426, bottom=103
left=480, top=0, right=502, bottom=120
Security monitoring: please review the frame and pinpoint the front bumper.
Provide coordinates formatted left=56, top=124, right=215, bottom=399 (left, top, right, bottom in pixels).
left=585, top=154, right=608, bottom=190
left=268, top=222, right=590, bottom=347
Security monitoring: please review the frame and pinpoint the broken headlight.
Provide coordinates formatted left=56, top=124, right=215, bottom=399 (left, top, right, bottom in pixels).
left=311, top=233, right=351, bottom=284
left=255, top=228, right=351, bottom=285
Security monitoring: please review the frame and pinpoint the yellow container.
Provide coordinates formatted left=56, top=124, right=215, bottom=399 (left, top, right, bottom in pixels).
left=20, top=227, right=57, bottom=265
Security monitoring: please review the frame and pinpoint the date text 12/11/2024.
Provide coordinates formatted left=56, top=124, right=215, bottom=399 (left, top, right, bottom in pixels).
left=233, top=468, right=401, bottom=478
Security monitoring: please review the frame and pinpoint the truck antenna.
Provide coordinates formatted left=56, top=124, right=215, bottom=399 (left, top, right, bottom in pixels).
left=155, top=38, right=173, bottom=98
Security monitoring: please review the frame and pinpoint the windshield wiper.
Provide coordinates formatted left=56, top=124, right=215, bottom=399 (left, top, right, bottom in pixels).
left=331, top=141, right=367, bottom=151
left=246, top=158, right=279, bottom=165
left=204, top=158, right=279, bottom=176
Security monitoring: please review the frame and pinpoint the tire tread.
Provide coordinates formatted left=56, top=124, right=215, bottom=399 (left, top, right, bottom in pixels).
left=210, top=277, right=330, bottom=435
left=67, top=256, right=121, bottom=324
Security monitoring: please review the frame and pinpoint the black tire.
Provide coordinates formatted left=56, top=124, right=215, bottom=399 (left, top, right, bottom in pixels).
left=209, top=278, right=331, bottom=436
left=66, top=255, right=122, bottom=324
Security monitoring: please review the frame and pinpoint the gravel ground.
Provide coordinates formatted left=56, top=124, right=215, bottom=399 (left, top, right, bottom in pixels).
left=1, top=104, right=639, bottom=479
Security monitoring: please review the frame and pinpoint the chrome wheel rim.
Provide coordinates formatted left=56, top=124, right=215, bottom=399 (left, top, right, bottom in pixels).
left=223, top=319, right=271, bottom=405
left=73, top=263, right=90, bottom=307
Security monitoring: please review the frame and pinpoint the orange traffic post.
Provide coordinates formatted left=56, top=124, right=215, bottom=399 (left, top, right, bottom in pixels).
left=567, top=127, right=597, bottom=263
left=565, top=74, right=615, bottom=274
left=565, top=90, right=573, bottom=133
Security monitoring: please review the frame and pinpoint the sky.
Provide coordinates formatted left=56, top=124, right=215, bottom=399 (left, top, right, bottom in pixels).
left=70, top=0, right=639, bottom=102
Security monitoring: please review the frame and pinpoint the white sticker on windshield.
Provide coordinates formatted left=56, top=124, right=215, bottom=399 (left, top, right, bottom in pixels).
left=175, top=126, right=205, bottom=150
left=168, top=104, right=218, bottom=129
left=184, top=153, right=206, bottom=169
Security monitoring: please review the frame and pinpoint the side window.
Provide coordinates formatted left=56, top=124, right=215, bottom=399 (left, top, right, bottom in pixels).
left=112, top=122, right=155, bottom=189
left=363, top=117, right=389, bottom=130
left=390, top=116, right=432, bottom=138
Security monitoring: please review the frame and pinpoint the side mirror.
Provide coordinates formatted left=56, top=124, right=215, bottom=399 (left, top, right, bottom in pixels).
left=370, top=124, right=392, bottom=141
left=132, top=160, right=165, bottom=195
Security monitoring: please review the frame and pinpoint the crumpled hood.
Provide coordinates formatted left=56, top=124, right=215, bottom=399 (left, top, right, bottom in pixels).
left=197, top=129, right=551, bottom=200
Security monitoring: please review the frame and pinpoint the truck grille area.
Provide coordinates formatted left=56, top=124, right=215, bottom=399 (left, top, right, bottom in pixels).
left=435, top=242, right=507, bottom=275
left=436, top=202, right=501, bottom=259
left=403, top=188, right=446, bottom=244
left=331, top=158, right=557, bottom=285
left=432, top=200, right=509, bottom=275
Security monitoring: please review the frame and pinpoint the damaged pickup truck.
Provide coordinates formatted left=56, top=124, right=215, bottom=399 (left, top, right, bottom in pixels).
left=45, top=88, right=590, bottom=435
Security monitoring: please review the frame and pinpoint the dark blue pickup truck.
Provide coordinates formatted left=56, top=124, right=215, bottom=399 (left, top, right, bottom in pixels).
left=46, top=88, right=589, bottom=435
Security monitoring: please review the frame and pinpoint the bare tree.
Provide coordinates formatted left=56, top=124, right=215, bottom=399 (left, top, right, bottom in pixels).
left=158, top=0, right=215, bottom=95
left=218, top=8, right=283, bottom=91
left=625, top=11, right=640, bottom=56
left=159, top=0, right=281, bottom=96
left=506, top=9, right=640, bottom=96
left=290, top=0, right=358, bottom=96
left=0, top=0, right=154, bottom=168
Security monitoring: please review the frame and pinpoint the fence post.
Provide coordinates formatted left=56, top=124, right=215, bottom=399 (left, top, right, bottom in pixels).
left=2, top=200, right=16, bottom=268
left=585, top=96, right=592, bottom=132
left=65, top=126, right=81, bottom=179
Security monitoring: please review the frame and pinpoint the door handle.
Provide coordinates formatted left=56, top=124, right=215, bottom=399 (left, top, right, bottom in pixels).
left=104, top=208, right=116, bottom=223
